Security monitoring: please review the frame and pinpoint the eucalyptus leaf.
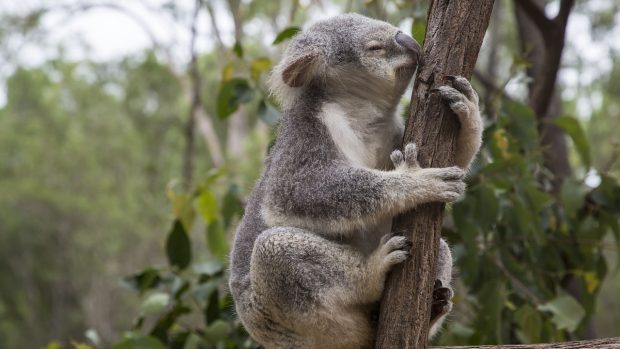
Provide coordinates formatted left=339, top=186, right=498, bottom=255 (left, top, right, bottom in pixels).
left=141, top=292, right=170, bottom=315
left=196, top=190, right=218, bottom=224
left=217, top=78, right=254, bottom=119
left=204, top=320, right=232, bottom=343
left=537, top=294, right=585, bottom=332
left=112, top=336, right=166, bottom=349
left=206, top=221, right=229, bottom=261
left=233, top=41, right=244, bottom=58
left=273, top=26, right=301, bottom=44
left=166, top=220, right=192, bottom=270
left=553, top=116, right=591, bottom=169
left=192, top=261, right=224, bottom=276
left=250, top=57, right=272, bottom=80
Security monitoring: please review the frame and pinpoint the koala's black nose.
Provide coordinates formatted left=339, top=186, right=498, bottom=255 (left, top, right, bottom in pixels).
left=395, top=32, right=421, bottom=55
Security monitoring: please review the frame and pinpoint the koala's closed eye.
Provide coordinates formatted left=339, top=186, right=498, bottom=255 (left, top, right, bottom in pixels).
left=366, top=41, right=385, bottom=55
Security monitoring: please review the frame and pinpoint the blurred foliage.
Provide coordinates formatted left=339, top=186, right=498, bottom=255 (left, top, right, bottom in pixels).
left=436, top=100, right=620, bottom=345
left=0, top=0, right=619, bottom=348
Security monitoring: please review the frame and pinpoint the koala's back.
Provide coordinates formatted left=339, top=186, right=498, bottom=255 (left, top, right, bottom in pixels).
left=229, top=85, right=332, bottom=296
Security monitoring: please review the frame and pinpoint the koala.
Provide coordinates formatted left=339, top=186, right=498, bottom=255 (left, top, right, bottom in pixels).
left=229, top=13, right=482, bottom=349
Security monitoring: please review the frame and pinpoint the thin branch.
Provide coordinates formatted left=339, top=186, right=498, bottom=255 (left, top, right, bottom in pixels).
left=205, top=0, right=225, bottom=50
left=184, top=0, right=224, bottom=173
left=492, top=257, right=543, bottom=306
left=555, top=0, right=575, bottom=24
left=182, top=0, right=202, bottom=189
left=432, top=337, right=620, bottom=348
left=515, top=0, right=553, bottom=35
left=195, top=110, right=224, bottom=167
left=473, top=70, right=516, bottom=103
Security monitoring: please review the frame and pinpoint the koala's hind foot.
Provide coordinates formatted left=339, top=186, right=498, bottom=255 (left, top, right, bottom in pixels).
left=430, top=280, right=453, bottom=327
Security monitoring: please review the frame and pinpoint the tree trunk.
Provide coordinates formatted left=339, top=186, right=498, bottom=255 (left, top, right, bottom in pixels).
left=374, top=1, right=495, bottom=348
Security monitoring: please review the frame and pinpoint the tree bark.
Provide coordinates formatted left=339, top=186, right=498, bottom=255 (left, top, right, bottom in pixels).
left=432, top=337, right=620, bottom=348
left=374, top=1, right=495, bottom=348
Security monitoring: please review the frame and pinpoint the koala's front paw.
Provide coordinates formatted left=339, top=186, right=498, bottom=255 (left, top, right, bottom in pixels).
left=393, top=143, right=466, bottom=203
left=419, top=166, right=466, bottom=203
left=430, top=280, right=453, bottom=326
left=433, top=76, right=480, bottom=128
left=377, top=234, right=412, bottom=271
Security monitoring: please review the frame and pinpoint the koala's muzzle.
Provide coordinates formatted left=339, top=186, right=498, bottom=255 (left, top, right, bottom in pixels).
left=395, top=32, right=422, bottom=64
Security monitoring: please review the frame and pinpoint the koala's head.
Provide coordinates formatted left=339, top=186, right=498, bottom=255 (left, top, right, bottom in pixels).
left=269, top=13, right=422, bottom=108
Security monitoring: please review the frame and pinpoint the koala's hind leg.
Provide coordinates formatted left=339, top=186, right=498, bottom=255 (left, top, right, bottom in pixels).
left=246, top=227, right=409, bottom=349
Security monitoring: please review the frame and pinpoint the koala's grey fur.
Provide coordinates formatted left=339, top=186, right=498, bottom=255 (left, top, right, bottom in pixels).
left=229, top=13, right=482, bottom=349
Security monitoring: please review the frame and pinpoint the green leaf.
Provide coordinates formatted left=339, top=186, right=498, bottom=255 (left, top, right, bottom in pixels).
left=273, top=26, right=301, bottom=44
left=553, top=116, right=591, bottom=169
left=591, top=174, right=620, bottom=213
left=182, top=333, right=206, bottom=349
left=122, top=268, right=161, bottom=294
left=204, top=288, right=220, bottom=324
left=112, top=336, right=166, bottom=349
left=233, top=41, right=244, bottom=58
left=250, top=57, right=272, bottom=80
left=222, top=184, right=244, bottom=228
left=166, top=188, right=195, bottom=232
left=537, top=293, right=585, bottom=332
left=150, top=305, right=191, bottom=342
left=503, top=101, right=539, bottom=153
left=257, top=100, right=280, bottom=126
left=193, top=280, right=220, bottom=302
left=602, top=212, right=620, bottom=270
left=216, top=78, right=254, bottom=119
left=196, top=190, right=218, bottom=224
left=206, top=221, right=229, bottom=261
left=473, top=185, right=498, bottom=228
left=166, top=220, right=192, bottom=270
left=192, top=261, right=224, bottom=276
left=203, top=320, right=232, bottom=343
left=411, top=20, right=426, bottom=46
left=141, top=292, right=170, bottom=315
left=43, top=341, right=62, bottom=349
left=560, top=178, right=585, bottom=220
left=472, top=279, right=507, bottom=344
left=514, top=304, right=542, bottom=343
left=85, top=329, right=101, bottom=346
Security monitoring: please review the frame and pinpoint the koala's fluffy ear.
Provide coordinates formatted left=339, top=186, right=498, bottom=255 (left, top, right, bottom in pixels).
left=281, top=53, right=321, bottom=87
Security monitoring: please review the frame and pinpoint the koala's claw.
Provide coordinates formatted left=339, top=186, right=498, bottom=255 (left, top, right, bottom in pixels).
left=446, top=75, right=478, bottom=103
left=434, top=77, right=479, bottom=122
left=391, top=143, right=420, bottom=169
left=378, top=235, right=411, bottom=269
left=430, top=280, right=453, bottom=325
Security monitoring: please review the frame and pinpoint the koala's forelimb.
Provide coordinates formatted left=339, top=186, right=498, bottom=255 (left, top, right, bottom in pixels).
left=263, top=144, right=466, bottom=237
left=435, top=76, right=483, bottom=169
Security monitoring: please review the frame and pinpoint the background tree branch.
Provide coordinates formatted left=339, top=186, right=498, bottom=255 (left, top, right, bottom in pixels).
left=433, top=336, right=620, bottom=348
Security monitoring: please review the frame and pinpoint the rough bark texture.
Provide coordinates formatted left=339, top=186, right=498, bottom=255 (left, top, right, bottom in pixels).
left=374, top=1, right=495, bottom=348
left=432, top=337, right=620, bottom=349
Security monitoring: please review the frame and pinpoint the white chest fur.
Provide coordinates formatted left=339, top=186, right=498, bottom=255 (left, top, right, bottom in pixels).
left=319, top=102, right=403, bottom=169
